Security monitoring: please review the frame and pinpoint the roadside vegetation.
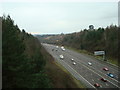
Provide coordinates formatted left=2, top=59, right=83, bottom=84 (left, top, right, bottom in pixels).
left=2, top=15, right=52, bottom=88
left=2, top=15, right=85, bottom=88
left=36, top=25, right=119, bottom=67
left=61, top=26, right=119, bottom=67
left=65, top=46, right=119, bottom=67
left=40, top=46, right=86, bottom=88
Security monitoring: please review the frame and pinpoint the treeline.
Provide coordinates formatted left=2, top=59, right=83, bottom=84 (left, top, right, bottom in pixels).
left=36, top=34, right=64, bottom=44
left=61, top=25, right=119, bottom=61
left=2, top=15, right=52, bottom=88
left=36, top=25, right=119, bottom=62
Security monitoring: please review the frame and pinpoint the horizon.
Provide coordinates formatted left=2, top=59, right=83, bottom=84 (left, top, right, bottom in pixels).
left=0, top=1, right=118, bottom=35
left=32, top=24, right=117, bottom=35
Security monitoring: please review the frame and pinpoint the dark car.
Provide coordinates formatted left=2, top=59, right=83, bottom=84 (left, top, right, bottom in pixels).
left=103, top=67, right=109, bottom=71
left=107, top=73, right=114, bottom=78
left=101, top=78, right=107, bottom=82
left=94, top=83, right=100, bottom=87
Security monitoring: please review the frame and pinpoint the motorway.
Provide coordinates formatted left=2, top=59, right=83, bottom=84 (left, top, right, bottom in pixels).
left=42, top=43, right=120, bottom=89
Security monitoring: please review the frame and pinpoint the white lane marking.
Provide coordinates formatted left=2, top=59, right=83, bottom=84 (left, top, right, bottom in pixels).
left=63, top=51, right=120, bottom=85
left=61, top=60, right=96, bottom=88
left=72, top=48, right=119, bottom=72
left=91, top=73, right=92, bottom=75
left=107, top=61, right=119, bottom=68
left=63, top=52, right=120, bottom=88
left=66, top=48, right=120, bottom=74
left=106, top=83, right=109, bottom=86
left=76, top=58, right=120, bottom=83
left=76, top=59, right=120, bottom=88
left=84, top=63, right=120, bottom=83
left=45, top=44, right=119, bottom=88
left=92, top=79, right=94, bottom=81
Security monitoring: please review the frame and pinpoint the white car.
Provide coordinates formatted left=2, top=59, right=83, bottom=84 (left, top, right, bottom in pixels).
left=62, top=48, right=65, bottom=51
left=88, top=62, right=92, bottom=65
left=61, top=46, right=64, bottom=49
left=73, top=62, right=76, bottom=65
left=61, top=46, right=65, bottom=51
left=59, top=55, right=64, bottom=59
left=56, top=46, right=59, bottom=48
left=71, top=58, right=74, bottom=61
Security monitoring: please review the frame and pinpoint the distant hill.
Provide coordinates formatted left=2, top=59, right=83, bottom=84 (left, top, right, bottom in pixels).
left=2, top=15, right=53, bottom=88
left=36, top=25, right=119, bottom=63
left=36, top=34, right=65, bottom=45
left=2, top=15, right=84, bottom=88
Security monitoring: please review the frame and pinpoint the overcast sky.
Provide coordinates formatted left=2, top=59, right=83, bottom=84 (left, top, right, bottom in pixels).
left=0, top=0, right=118, bottom=34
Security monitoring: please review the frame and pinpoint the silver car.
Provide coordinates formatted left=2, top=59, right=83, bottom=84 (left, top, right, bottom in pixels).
left=73, top=62, right=76, bottom=65
left=71, top=58, right=74, bottom=61
left=59, top=55, right=64, bottom=59
left=88, top=62, right=92, bottom=66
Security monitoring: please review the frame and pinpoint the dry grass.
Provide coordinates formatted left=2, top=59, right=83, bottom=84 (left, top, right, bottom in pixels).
left=40, top=46, right=86, bottom=88
left=66, top=46, right=119, bottom=67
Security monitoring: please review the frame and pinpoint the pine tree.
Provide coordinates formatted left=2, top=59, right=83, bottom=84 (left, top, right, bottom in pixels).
left=2, top=15, right=26, bottom=88
left=2, top=15, right=52, bottom=88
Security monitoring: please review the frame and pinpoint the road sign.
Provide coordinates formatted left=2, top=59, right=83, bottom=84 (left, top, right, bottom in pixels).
left=94, top=51, right=105, bottom=55
left=94, top=51, right=106, bottom=61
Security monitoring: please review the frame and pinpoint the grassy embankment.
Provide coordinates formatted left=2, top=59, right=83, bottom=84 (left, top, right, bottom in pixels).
left=65, top=46, right=119, bottom=67
left=40, top=46, right=86, bottom=88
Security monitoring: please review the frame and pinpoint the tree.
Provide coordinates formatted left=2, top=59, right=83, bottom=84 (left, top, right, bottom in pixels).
left=2, top=15, right=26, bottom=88
left=2, top=15, right=52, bottom=88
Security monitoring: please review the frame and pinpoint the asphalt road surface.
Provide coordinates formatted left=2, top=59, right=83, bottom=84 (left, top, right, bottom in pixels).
left=42, top=43, right=120, bottom=89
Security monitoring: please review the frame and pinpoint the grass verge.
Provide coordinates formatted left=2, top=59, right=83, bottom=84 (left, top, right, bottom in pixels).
left=65, top=46, right=119, bottom=67
left=54, top=60, right=86, bottom=88
left=41, top=46, right=86, bottom=88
